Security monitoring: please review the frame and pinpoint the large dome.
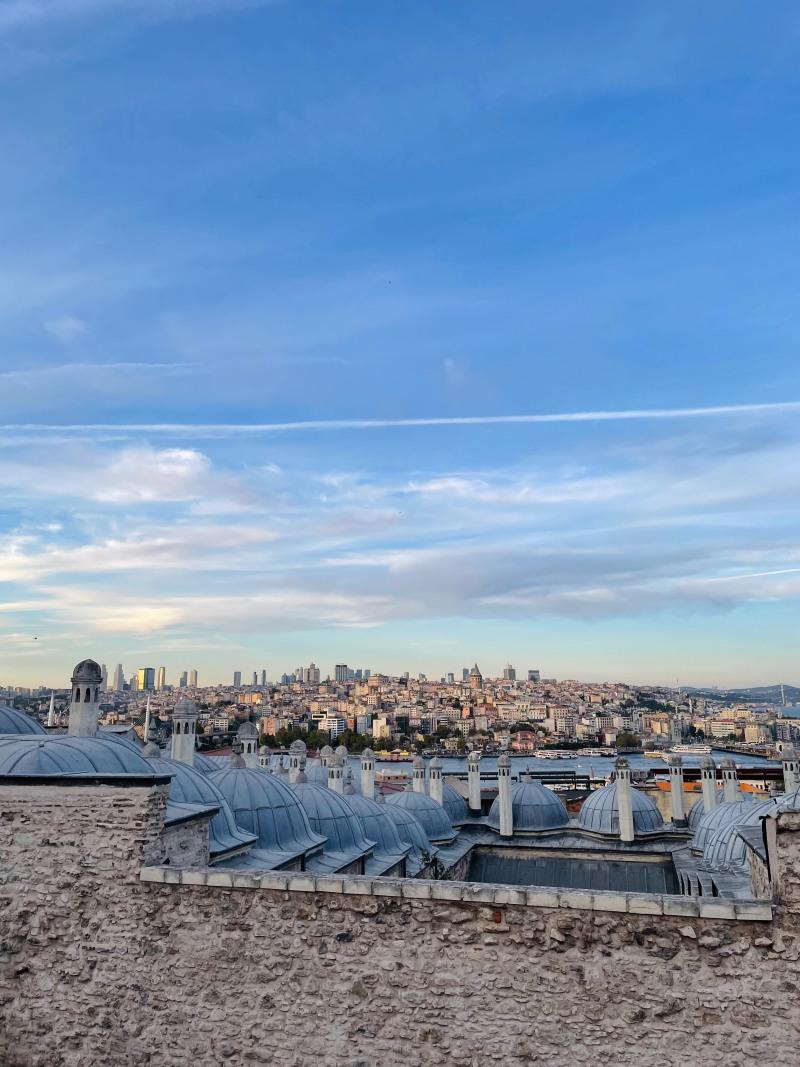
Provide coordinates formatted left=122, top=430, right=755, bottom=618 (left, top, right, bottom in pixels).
left=0, top=736, right=158, bottom=776
left=342, top=792, right=409, bottom=860
left=578, top=783, right=663, bottom=835
left=487, top=779, right=569, bottom=832
left=440, top=783, right=468, bottom=824
left=702, top=800, right=776, bottom=871
left=385, top=790, right=456, bottom=843
left=209, top=767, right=324, bottom=858
left=291, top=782, right=375, bottom=858
left=692, top=799, right=758, bottom=853
left=146, top=756, right=256, bottom=861
left=687, top=790, right=724, bottom=829
left=0, top=704, right=47, bottom=736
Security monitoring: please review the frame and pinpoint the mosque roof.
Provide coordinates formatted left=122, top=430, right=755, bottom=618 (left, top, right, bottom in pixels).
left=291, top=782, right=375, bottom=872
left=440, top=783, right=468, bottom=824
left=692, top=798, right=759, bottom=853
left=0, top=736, right=160, bottom=778
left=376, top=797, right=438, bottom=875
left=209, top=767, right=325, bottom=865
left=578, top=783, right=664, bottom=835
left=342, top=792, right=410, bottom=873
left=385, top=790, right=456, bottom=843
left=487, top=779, right=569, bottom=833
left=687, top=789, right=724, bottom=829
left=701, top=800, right=776, bottom=872
left=146, top=756, right=256, bottom=861
left=0, top=704, right=47, bottom=736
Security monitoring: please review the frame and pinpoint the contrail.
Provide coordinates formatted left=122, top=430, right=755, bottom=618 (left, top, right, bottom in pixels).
left=1, top=400, right=798, bottom=437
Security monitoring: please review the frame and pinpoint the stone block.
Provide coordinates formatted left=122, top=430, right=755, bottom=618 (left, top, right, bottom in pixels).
left=627, top=894, right=664, bottom=915
left=401, top=881, right=433, bottom=900
left=139, top=866, right=167, bottom=883
left=341, top=877, right=374, bottom=895
left=492, top=886, right=527, bottom=906
left=662, top=897, right=700, bottom=918
left=179, top=870, right=208, bottom=887
left=733, top=901, right=773, bottom=922
left=205, top=871, right=233, bottom=888
left=314, top=876, right=345, bottom=895
left=590, top=892, right=628, bottom=913
left=372, top=880, right=402, bottom=897
left=461, top=884, right=497, bottom=904
left=557, top=891, right=594, bottom=911
left=287, top=875, right=317, bottom=893
left=525, top=888, right=559, bottom=909
left=430, top=882, right=464, bottom=901
left=698, top=901, right=737, bottom=920
left=257, top=872, right=292, bottom=891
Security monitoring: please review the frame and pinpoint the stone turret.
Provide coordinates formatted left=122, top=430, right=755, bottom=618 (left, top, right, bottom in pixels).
left=412, top=755, right=426, bottom=795
left=429, top=756, right=443, bottom=807
left=229, top=739, right=246, bottom=769
left=720, top=759, right=739, bottom=803
left=328, top=754, right=345, bottom=794
left=68, top=659, right=102, bottom=737
left=782, top=747, right=799, bottom=794
left=288, top=739, right=307, bottom=784
left=360, top=748, right=375, bottom=800
left=46, top=691, right=56, bottom=728
left=497, top=752, right=512, bottom=838
left=170, top=698, right=198, bottom=766
left=668, top=755, right=686, bottom=825
left=319, top=745, right=334, bottom=768
left=614, top=757, right=635, bottom=843
left=143, top=694, right=151, bottom=745
left=700, top=756, right=718, bottom=814
left=467, top=751, right=482, bottom=814
left=237, top=720, right=259, bottom=769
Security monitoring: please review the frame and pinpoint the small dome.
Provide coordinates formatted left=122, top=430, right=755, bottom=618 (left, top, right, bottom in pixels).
left=289, top=739, right=307, bottom=754
left=259, top=744, right=270, bottom=756
left=209, top=767, right=325, bottom=857
left=385, top=790, right=456, bottom=843
left=440, top=783, right=468, bottom=824
left=380, top=798, right=434, bottom=854
left=361, top=748, right=375, bottom=761
left=334, top=744, right=349, bottom=759
left=0, top=736, right=157, bottom=776
left=578, top=783, right=664, bottom=835
left=343, top=793, right=409, bottom=859
left=693, top=798, right=759, bottom=853
left=702, top=800, right=776, bottom=871
left=237, top=721, right=258, bottom=739
left=319, top=745, right=334, bottom=758
left=291, top=782, right=375, bottom=857
left=193, top=752, right=223, bottom=774
left=146, top=756, right=256, bottom=860
left=687, top=790, right=724, bottom=829
left=173, top=698, right=197, bottom=717
left=71, top=659, right=102, bottom=682
left=488, top=780, right=569, bottom=832
left=0, top=705, right=47, bottom=736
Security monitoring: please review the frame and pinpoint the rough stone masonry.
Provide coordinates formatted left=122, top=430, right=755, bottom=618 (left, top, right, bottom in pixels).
left=1, top=782, right=800, bottom=1067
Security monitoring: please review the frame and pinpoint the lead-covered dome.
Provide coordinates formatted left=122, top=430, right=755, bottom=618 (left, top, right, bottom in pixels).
left=342, top=792, right=409, bottom=860
left=209, top=767, right=325, bottom=860
left=702, top=800, right=776, bottom=871
left=385, top=790, right=456, bottom=843
left=146, top=755, right=255, bottom=861
left=440, top=783, right=468, bottom=824
left=0, top=736, right=158, bottom=776
left=687, top=789, right=724, bottom=829
left=487, top=779, right=569, bottom=832
left=0, top=704, right=47, bottom=736
left=71, top=659, right=103, bottom=682
left=291, top=782, right=375, bottom=857
left=237, top=721, right=258, bottom=739
left=578, top=783, right=663, bottom=835
left=693, top=799, right=758, bottom=853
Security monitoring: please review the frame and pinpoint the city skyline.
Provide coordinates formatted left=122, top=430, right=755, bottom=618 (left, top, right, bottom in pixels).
left=2, top=3, right=800, bottom=686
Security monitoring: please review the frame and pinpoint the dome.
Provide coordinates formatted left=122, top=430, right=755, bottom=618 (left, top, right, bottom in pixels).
left=71, top=659, right=102, bottom=682
left=687, top=790, right=724, bottom=829
left=578, top=783, right=664, bottom=835
left=209, top=767, right=325, bottom=859
left=334, top=744, right=349, bottom=759
left=693, top=799, right=758, bottom=853
left=193, top=752, right=225, bottom=774
left=146, top=756, right=256, bottom=860
left=702, top=800, right=776, bottom=871
left=385, top=790, right=456, bottom=843
left=289, top=739, right=307, bottom=754
left=487, top=780, right=569, bottom=832
left=380, top=800, right=433, bottom=855
left=342, top=792, right=409, bottom=860
left=237, top=721, right=258, bottom=739
left=440, top=783, right=468, bottom=824
left=319, top=745, right=333, bottom=759
left=0, top=704, right=47, bottom=736
left=304, top=761, right=331, bottom=785
left=0, top=736, right=158, bottom=777
left=291, top=782, right=375, bottom=858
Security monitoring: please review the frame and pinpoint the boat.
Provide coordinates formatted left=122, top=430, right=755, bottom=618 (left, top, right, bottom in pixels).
left=669, top=743, right=712, bottom=755
left=644, top=751, right=666, bottom=759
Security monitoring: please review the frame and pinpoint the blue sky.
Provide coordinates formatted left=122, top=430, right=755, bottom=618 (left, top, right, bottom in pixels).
left=2, top=1, right=800, bottom=687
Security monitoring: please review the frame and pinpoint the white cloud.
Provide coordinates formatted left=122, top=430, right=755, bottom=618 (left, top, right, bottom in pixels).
left=44, top=316, right=88, bottom=343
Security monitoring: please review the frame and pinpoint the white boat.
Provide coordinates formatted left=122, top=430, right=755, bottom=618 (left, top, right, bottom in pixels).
left=669, top=743, right=712, bottom=755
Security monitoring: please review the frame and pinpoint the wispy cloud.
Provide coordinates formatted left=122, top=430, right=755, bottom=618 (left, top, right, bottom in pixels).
left=44, top=315, right=88, bottom=343
left=0, top=361, right=199, bottom=386
left=1, top=400, right=798, bottom=438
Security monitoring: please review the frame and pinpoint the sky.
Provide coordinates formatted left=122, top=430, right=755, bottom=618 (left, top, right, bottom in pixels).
left=1, top=1, right=800, bottom=688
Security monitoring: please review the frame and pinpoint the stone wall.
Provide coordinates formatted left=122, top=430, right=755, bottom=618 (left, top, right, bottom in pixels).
left=2, top=782, right=800, bottom=1067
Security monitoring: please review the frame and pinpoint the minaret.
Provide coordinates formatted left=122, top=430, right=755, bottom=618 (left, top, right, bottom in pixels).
left=143, top=693, right=151, bottom=745
left=782, top=747, right=799, bottom=794
left=720, top=759, right=739, bottom=803
left=68, top=659, right=103, bottom=737
left=46, top=691, right=56, bottom=728
left=429, top=756, right=444, bottom=807
left=412, top=755, right=426, bottom=794
left=360, top=748, right=375, bottom=799
left=700, top=757, right=718, bottom=814
left=668, top=754, right=687, bottom=825
left=170, top=697, right=198, bottom=765
left=288, top=739, right=307, bottom=784
left=328, top=754, right=345, bottom=794
left=497, top=752, right=513, bottom=838
left=615, top=757, right=635, bottom=843
left=467, top=751, right=482, bottom=814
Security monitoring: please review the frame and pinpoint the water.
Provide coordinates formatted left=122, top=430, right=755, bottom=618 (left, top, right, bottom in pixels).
left=374, top=751, right=779, bottom=776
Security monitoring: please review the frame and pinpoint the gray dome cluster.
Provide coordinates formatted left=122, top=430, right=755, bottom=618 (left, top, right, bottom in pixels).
left=0, top=736, right=158, bottom=776
left=292, top=781, right=375, bottom=860
left=693, top=799, right=757, bottom=854
left=0, top=705, right=47, bottom=736
left=687, top=789, right=724, bottom=829
left=701, top=800, right=775, bottom=872
left=488, top=779, right=569, bottom=832
left=578, top=782, right=663, bottom=835
left=386, top=790, right=456, bottom=843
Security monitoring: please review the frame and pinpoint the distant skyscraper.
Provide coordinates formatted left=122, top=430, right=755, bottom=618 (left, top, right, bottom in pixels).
left=111, top=664, right=124, bottom=691
left=527, top=669, right=541, bottom=683
left=156, top=666, right=166, bottom=691
left=503, top=665, right=516, bottom=682
left=179, top=671, right=188, bottom=688
left=447, top=673, right=455, bottom=684
left=335, top=664, right=349, bottom=682
left=462, top=667, right=470, bottom=682
left=100, top=663, right=108, bottom=691
left=189, top=669, right=198, bottom=687
left=252, top=671, right=258, bottom=686
left=260, top=669, right=266, bottom=686
left=233, top=671, right=242, bottom=687
left=137, top=667, right=155, bottom=692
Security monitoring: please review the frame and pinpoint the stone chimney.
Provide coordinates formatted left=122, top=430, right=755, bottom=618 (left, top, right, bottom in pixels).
left=720, top=759, right=739, bottom=803
left=429, top=756, right=444, bottom=807
left=782, top=747, right=799, bottom=794
left=412, top=755, right=426, bottom=795
left=328, top=754, right=345, bottom=794
left=700, top=757, right=718, bottom=814
left=467, top=751, right=482, bottom=814
left=170, top=698, right=198, bottom=766
left=288, top=739, right=307, bottom=784
left=668, top=755, right=687, bottom=826
left=360, top=748, right=375, bottom=800
left=68, top=659, right=102, bottom=737
left=615, top=757, right=635, bottom=843
left=497, top=752, right=513, bottom=838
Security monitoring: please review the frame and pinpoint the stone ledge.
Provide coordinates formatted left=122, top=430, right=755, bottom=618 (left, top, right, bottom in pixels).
left=138, top=866, right=774, bottom=921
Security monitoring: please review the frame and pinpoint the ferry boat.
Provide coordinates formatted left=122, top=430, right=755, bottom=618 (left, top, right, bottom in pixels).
left=669, top=743, right=712, bottom=755
left=643, top=750, right=667, bottom=759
